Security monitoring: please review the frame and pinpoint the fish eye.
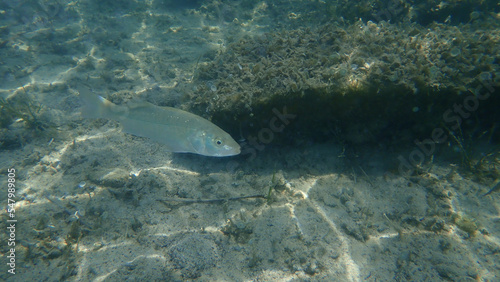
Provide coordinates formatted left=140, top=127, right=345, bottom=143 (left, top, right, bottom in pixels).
left=215, top=138, right=223, bottom=146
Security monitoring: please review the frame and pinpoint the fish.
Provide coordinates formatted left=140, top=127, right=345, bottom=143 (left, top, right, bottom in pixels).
left=77, top=87, right=240, bottom=157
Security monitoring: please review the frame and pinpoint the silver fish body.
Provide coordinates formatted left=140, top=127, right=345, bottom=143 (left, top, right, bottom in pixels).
left=79, top=88, right=240, bottom=157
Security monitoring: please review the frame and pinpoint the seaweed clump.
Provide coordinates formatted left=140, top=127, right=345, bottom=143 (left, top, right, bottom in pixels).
left=0, top=88, right=49, bottom=149
left=0, top=90, right=45, bottom=131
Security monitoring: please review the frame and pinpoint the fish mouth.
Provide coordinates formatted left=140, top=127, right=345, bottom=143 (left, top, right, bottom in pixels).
left=221, top=145, right=240, bottom=156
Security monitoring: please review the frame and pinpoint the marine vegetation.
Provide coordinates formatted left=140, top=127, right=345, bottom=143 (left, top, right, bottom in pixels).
left=0, top=88, right=45, bottom=131
left=187, top=20, right=500, bottom=148
left=445, top=123, right=500, bottom=182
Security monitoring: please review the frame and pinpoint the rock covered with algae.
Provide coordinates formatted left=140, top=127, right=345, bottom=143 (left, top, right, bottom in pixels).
left=186, top=20, right=500, bottom=146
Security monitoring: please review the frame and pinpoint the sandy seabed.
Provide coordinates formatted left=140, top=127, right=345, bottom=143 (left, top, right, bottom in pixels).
left=0, top=1, right=499, bottom=281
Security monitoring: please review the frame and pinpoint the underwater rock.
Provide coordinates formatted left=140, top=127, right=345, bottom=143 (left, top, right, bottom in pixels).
left=98, top=168, right=130, bottom=188
left=187, top=20, right=499, bottom=147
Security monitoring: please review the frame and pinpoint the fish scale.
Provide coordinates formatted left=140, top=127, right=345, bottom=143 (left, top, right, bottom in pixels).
left=78, top=87, right=240, bottom=157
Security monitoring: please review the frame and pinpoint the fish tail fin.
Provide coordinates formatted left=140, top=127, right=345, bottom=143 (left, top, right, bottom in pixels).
left=77, top=87, right=116, bottom=119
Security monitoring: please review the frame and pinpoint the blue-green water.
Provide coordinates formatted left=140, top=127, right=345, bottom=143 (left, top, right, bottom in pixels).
left=0, top=1, right=499, bottom=281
